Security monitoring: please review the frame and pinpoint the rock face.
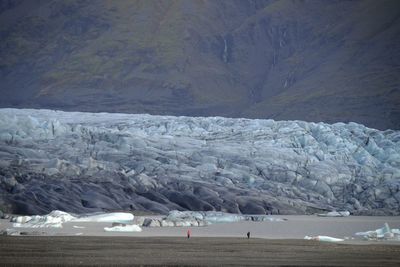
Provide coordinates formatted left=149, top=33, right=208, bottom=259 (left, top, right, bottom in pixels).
left=0, top=1, right=399, bottom=130
left=0, top=108, right=399, bottom=215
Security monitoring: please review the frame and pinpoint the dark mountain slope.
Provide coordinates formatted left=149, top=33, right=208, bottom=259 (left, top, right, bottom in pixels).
left=0, top=0, right=399, bottom=129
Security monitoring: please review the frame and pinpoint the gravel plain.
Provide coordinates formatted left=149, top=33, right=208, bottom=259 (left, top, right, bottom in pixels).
left=1, top=236, right=400, bottom=266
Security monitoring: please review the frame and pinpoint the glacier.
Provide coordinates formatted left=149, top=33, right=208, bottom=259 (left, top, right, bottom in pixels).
left=0, top=108, right=399, bottom=215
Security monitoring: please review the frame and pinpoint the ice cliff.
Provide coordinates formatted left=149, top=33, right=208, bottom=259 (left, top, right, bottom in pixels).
left=0, top=109, right=399, bottom=215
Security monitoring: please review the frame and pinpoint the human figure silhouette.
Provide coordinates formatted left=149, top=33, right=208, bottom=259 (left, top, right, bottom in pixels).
left=187, top=229, right=191, bottom=239
left=247, top=231, right=250, bottom=239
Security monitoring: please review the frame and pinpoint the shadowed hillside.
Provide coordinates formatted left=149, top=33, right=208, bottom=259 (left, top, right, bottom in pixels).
left=0, top=0, right=399, bottom=129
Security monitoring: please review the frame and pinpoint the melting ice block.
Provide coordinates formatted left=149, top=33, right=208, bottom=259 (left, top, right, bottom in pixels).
left=304, top=235, right=344, bottom=242
left=355, top=223, right=400, bottom=240
left=12, top=210, right=76, bottom=228
left=74, top=212, right=134, bottom=223
left=12, top=210, right=134, bottom=228
left=317, top=211, right=350, bottom=217
left=104, top=225, right=142, bottom=232
left=163, top=210, right=286, bottom=225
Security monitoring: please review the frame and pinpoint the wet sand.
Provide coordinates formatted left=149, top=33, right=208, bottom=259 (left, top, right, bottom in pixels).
left=1, top=236, right=400, bottom=266
left=2, top=215, right=400, bottom=239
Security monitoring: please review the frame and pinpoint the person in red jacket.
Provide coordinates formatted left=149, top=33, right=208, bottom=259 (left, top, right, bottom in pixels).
left=187, top=229, right=191, bottom=239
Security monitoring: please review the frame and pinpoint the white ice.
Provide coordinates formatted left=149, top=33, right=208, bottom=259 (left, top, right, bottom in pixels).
left=165, top=210, right=286, bottom=225
left=74, top=212, right=134, bottom=223
left=12, top=210, right=75, bottom=228
left=1, top=108, right=399, bottom=215
left=355, top=223, right=400, bottom=240
left=104, top=225, right=142, bottom=232
left=304, top=235, right=344, bottom=242
left=12, top=210, right=134, bottom=228
left=317, top=211, right=350, bottom=217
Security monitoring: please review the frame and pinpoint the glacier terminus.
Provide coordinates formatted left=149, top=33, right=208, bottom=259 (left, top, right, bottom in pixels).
left=0, top=108, right=399, bottom=215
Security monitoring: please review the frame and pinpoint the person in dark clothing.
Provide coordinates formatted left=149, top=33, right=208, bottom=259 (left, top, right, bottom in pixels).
left=187, top=229, right=191, bottom=239
left=247, top=231, right=250, bottom=239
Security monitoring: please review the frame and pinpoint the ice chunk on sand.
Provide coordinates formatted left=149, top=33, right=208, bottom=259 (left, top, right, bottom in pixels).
left=304, top=235, right=344, bottom=242
left=355, top=223, right=400, bottom=240
left=167, top=210, right=245, bottom=224
left=104, top=225, right=142, bottom=232
left=317, top=211, right=350, bottom=217
left=204, top=211, right=245, bottom=223
left=244, top=215, right=287, bottom=222
left=12, top=210, right=134, bottom=228
left=74, top=212, right=134, bottom=223
left=13, top=210, right=75, bottom=228
left=12, top=216, right=32, bottom=224
left=163, top=210, right=286, bottom=225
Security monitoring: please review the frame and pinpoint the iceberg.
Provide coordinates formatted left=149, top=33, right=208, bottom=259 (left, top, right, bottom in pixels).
left=11, top=210, right=134, bottom=228
left=203, top=212, right=246, bottom=223
left=244, top=215, right=287, bottom=222
left=317, top=211, right=350, bottom=217
left=13, top=210, right=75, bottom=228
left=167, top=211, right=247, bottom=224
left=104, top=225, right=142, bottom=232
left=141, top=210, right=287, bottom=227
left=355, top=223, right=400, bottom=240
left=304, top=235, right=344, bottom=242
left=73, top=212, right=134, bottom=223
